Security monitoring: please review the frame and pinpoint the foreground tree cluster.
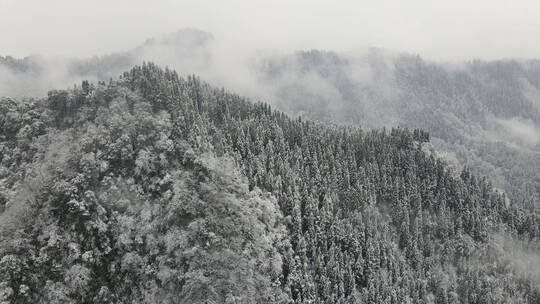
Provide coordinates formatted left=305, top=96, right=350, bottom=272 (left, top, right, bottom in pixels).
left=1, top=63, right=540, bottom=303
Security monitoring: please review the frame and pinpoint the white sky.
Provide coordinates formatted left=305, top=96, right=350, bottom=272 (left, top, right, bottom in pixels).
left=1, top=0, right=540, bottom=61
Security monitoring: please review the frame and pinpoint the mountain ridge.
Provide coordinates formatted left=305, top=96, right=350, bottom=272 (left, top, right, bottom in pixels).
left=3, top=30, right=540, bottom=209
left=1, top=63, right=539, bottom=303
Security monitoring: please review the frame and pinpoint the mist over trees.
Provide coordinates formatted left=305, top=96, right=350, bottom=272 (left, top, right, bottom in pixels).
left=3, top=29, right=540, bottom=303
left=254, top=50, right=540, bottom=207
left=1, top=63, right=540, bottom=303
left=3, top=29, right=540, bottom=210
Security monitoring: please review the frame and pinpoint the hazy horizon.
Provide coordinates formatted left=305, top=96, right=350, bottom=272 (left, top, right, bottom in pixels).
left=2, top=0, right=540, bottom=61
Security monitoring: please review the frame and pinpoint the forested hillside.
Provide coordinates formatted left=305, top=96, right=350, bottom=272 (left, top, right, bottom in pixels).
left=1, top=64, right=540, bottom=303
left=3, top=30, right=540, bottom=209
left=257, top=51, right=540, bottom=208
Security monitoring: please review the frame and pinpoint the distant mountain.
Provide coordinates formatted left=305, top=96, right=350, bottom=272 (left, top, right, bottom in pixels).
left=0, top=29, right=214, bottom=97
left=70, top=28, right=214, bottom=80
left=1, top=63, right=539, bottom=303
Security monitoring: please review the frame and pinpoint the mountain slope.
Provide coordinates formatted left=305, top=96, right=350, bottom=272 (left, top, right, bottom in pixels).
left=0, top=87, right=287, bottom=303
left=3, top=31, right=540, bottom=209
left=255, top=50, right=540, bottom=208
left=1, top=64, right=540, bottom=303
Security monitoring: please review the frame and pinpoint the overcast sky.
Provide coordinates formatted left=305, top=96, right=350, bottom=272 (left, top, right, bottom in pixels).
left=1, top=0, right=540, bottom=61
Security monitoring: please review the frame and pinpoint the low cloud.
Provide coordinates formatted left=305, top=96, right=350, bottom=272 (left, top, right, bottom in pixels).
left=491, top=233, right=540, bottom=285
left=492, top=117, right=540, bottom=146
left=0, top=29, right=389, bottom=127
left=0, top=56, right=97, bottom=97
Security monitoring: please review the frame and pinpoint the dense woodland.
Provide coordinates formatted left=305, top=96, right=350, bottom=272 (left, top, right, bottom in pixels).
left=4, top=31, right=540, bottom=210
left=258, top=50, right=540, bottom=208
left=1, top=63, right=540, bottom=303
